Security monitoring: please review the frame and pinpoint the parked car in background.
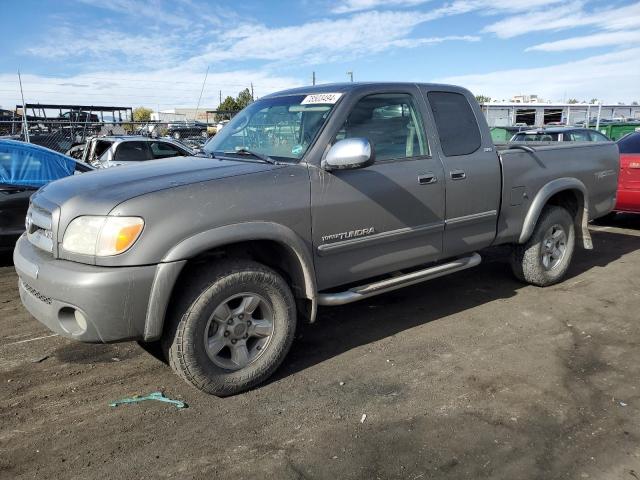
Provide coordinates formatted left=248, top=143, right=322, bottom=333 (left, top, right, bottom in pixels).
left=82, top=136, right=196, bottom=168
left=510, top=127, right=610, bottom=142
left=0, top=140, right=92, bottom=251
left=166, top=121, right=208, bottom=139
left=614, top=132, right=640, bottom=213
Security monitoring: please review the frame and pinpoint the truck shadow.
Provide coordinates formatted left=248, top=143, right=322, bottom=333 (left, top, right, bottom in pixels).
left=273, top=226, right=640, bottom=383
left=0, top=251, right=13, bottom=267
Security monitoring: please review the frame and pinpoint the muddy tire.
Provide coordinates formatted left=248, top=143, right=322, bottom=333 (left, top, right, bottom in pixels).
left=511, top=206, right=575, bottom=287
left=163, top=260, right=296, bottom=396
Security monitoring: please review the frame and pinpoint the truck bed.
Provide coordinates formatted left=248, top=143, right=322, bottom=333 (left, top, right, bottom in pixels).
left=492, top=141, right=619, bottom=245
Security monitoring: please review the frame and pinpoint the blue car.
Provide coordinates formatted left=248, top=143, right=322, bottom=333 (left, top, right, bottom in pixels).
left=0, top=140, right=93, bottom=251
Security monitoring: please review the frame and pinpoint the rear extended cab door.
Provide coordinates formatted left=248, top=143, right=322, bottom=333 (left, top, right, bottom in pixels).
left=420, top=87, right=501, bottom=257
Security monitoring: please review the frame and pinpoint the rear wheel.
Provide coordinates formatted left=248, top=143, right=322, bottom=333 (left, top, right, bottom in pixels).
left=511, top=205, right=575, bottom=286
left=163, top=260, right=296, bottom=396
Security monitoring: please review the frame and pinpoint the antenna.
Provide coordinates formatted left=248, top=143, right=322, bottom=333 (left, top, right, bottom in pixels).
left=17, top=69, right=30, bottom=143
left=194, top=66, right=209, bottom=122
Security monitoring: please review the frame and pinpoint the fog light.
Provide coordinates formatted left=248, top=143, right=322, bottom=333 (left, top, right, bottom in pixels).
left=58, top=307, right=88, bottom=335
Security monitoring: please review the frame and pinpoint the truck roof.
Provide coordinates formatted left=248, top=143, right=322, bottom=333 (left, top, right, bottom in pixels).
left=263, top=82, right=469, bottom=98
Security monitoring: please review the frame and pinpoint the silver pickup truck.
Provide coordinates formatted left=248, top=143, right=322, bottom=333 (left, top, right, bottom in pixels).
left=14, top=83, right=619, bottom=396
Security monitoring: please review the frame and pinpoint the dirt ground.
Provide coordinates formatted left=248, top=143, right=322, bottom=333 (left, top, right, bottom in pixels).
left=1, top=215, right=639, bottom=480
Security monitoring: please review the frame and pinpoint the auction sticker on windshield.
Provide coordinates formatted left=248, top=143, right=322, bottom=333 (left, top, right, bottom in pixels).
left=301, top=93, right=342, bottom=105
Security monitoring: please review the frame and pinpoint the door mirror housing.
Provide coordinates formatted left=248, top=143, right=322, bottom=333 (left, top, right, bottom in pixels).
left=322, top=138, right=375, bottom=171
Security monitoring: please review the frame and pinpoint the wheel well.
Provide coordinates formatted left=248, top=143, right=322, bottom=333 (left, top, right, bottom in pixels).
left=545, top=189, right=581, bottom=219
left=174, top=240, right=313, bottom=321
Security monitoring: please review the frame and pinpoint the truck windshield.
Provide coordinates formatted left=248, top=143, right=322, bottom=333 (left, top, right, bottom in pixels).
left=204, top=94, right=338, bottom=162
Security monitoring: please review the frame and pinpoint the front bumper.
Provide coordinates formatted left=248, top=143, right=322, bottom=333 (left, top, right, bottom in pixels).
left=13, top=234, right=157, bottom=343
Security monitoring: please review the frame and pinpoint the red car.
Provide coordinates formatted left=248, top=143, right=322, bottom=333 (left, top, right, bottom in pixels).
left=615, top=132, right=640, bottom=213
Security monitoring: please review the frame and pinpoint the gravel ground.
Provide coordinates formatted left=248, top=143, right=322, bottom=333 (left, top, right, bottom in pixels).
left=1, top=215, right=639, bottom=480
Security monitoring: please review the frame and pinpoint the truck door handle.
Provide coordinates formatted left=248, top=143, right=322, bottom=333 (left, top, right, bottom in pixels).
left=450, top=170, right=466, bottom=180
left=418, top=173, right=437, bottom=185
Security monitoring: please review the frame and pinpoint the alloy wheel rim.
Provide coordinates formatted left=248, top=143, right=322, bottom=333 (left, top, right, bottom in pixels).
left=541, top=224, right=567, bottom=271
left=203, top=292, right=274, bottom=370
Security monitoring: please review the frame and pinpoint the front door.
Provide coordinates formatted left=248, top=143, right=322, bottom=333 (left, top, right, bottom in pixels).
left=310, top=88, right=445, bottom=290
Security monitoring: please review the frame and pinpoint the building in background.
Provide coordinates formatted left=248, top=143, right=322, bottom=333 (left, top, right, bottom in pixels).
left=510, top=94, right=542, bottom=103
left=479, top=102, right=640, bottom=127
left=152, top=108, right=215, bottom=122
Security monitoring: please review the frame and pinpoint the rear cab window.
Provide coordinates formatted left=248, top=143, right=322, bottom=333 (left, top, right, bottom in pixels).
left=427, top=91, right=481, bottom=156
left=516, top=133, right=560, bottom=142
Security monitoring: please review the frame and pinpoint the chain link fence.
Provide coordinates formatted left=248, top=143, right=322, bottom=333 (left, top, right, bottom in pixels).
left=0, top=117, right=237, bottom=157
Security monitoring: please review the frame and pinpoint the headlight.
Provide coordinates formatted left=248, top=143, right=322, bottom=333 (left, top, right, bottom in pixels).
left=62, top=216, right=144, bottom=256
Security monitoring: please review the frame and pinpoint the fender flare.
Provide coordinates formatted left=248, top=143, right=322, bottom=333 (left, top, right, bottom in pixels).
left=143, top=222, right=318, bottom=341
left=518, top=178, right=593, bottom=249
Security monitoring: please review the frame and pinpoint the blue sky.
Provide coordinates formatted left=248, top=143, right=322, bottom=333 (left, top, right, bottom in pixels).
left=1, top=0, right=639, bottom=109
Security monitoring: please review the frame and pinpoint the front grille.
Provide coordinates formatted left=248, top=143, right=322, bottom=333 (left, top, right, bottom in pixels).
left=26, top=203, right=54, bottom=253
left=22, top=281, right=52, bottom=305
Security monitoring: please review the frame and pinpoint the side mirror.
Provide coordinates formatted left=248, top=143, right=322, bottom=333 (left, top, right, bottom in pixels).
left=322, top=138, right=375, bottom=171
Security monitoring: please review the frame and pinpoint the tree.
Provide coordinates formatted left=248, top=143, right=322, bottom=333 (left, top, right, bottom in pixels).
left=632, top=101, right=639, bottom=106
left=589, top=98, right=599, bottom=104
left=236, top=88, right=254, bottom=109
left=133, top=106, right=153, bottom=122
left=475, top=94, right=491, bottom=103
left=567, top=98, right=579, bottom=104
left=217, top=96, right=239, bottom=120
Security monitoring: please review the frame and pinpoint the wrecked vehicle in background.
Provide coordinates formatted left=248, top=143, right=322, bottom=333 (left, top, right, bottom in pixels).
left=81, top=136, right=196, bottom=168
left=0, top=140, right=92, bottom=251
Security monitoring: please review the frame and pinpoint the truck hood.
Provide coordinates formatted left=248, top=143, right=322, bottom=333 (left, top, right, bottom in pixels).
left=35, top=156, right=280, bottom=216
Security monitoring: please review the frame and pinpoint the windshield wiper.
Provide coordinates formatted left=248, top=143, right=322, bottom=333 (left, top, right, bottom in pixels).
left=223, top=148, right=277, bottom=164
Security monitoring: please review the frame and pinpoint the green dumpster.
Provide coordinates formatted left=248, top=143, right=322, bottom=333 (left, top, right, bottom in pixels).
left=491, top=126, right=527, bottom=143
left=592, top=123, right=640, bottom=141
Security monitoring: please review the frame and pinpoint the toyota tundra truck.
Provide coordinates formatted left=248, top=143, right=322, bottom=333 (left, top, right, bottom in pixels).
left=13, top=83, right=619, bottom=396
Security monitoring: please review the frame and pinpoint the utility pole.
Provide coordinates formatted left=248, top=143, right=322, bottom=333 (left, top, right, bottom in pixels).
left=251, top=82, right=254, bottom=101
left=347, top=71, right=353, bottom=82
left=312, top=71, right=316, bottom=86
left=219, top=90, right=222, bottom=106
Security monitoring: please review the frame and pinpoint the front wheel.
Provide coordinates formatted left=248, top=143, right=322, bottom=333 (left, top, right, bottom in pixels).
left=163, top=260, right=296, bottom=396
left=510, top=205, right=576, bottom=286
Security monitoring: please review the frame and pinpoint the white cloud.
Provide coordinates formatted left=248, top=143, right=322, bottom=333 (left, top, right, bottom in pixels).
left=75, top=0, right=212, bottom=28
left=437, top=47, right=640, bottom=103
left=483, top=1, right=640, bottom=39
left=332, top=0, right=430, bottom=14
left=332, top=0, right=564, bottom=15
left=527, top=30, right=640, bottom=52
left=186, top=10, right=479, bottom=67
left=0, top=69, right=302, bottom=110
left=24, top=26, right=183, bottom=69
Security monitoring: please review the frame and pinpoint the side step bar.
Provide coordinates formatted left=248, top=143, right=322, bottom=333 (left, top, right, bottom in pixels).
left=317, top=253, right=481, bottom=306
